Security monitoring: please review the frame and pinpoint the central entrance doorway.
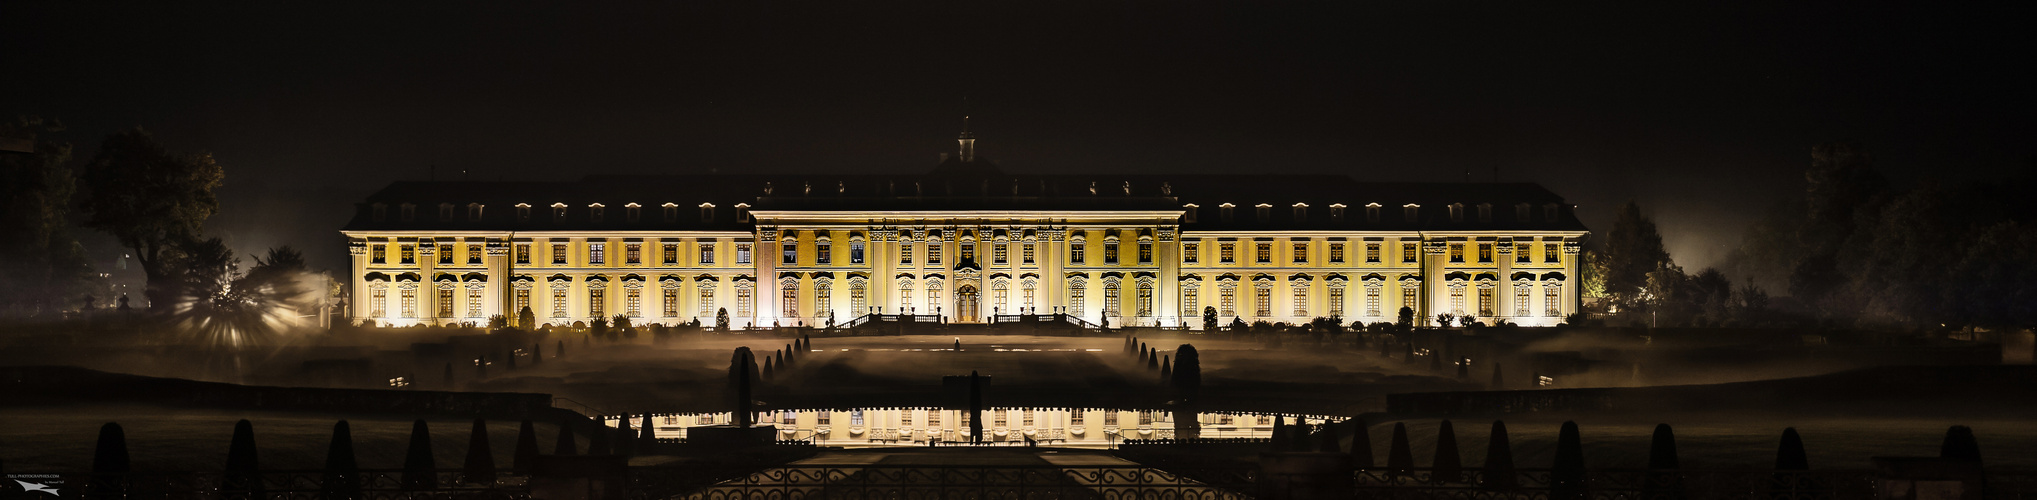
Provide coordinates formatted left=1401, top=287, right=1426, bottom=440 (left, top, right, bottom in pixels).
left=955, top=284, right=980, bottom=323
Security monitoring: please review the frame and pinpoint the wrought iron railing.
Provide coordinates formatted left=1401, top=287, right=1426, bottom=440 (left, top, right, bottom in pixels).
left=53, top=469, right=529, bottom=500
left=628, top=465, right=1257, bottom=500
left=1337, top=467, right=1883, bottom=500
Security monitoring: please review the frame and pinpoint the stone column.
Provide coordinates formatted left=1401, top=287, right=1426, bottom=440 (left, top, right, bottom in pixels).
left=1496, top=237, right=1514, bottom=322
left=348, top=238, right=369, bottom=322
left=419, top=238, right=438, bottom=325
left=1157, top=225, right=1180, bottom=328
left=755, top=230, right=777, bottom=327
left=1423, top=239, right=1447, bottom=326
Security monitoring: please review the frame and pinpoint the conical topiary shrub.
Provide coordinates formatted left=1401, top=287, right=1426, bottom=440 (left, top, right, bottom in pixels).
left=513, top=420, right=539, bottom=474
left=1941, top=425, right=1981, bottom=462
left=1643, top=423, right=1685, bottom=500
left=763, top=357, right=776, bottom=381
left=588, top=420, right=612, bottom=455
left=1550, top=421, right=1585, bottom=500
left=1433, top=420, right=1462, bottom=483
left=1271, top=416, right=1289, bottom=451
left=89, top=422, right=131, bottom=499
left=1387, top=423, right=1413, bottom=474
left=1350, top=419, right=1375, bottom=468
left=531, top=343, right=542, bottom=366
left=401, top=420, right=437, bottom=490
left=638, top=414, right=656, bottom=455
left=553, top=421, right=578, bottom=456
left=225, top=419, right=263, bottom=499
left=462, top=418, right=495, bottom=485
left=323, top=420, right=361, bottom=500
left=1775, top=427, right=1808, bottom=470
left=1481, top=421, right=1516, bottom=491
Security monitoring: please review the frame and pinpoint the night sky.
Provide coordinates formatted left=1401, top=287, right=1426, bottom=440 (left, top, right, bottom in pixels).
left=5, top=3, right=2033, bottom=276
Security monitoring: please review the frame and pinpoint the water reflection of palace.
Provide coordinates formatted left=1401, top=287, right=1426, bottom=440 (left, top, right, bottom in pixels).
left=602, top=408, right=1337, bottom=448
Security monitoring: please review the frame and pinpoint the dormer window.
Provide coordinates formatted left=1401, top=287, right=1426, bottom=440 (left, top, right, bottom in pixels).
left=1182, top=203, right=1199, bottom=224
left=400, top=203, right=415, bottom=222
left=735, top=203, right=751, bottom=223
left=468, top=203, right=484, bottom=221
left=551, top=203, right=568, bottom=221
left=699, top=203, right=715, bottom=223
left=1220, top=203, right=1236, bottom=222
left=1365, top=203, right=1381, bottom=223
left=1329, top=203, right=1345, bottom=222
left=662, top=203, right=678, bottom=223
left=438, top=203, right=454, bottom=221
left=1449, top=203, right=1465, bottom=223
left=1403, top=204, right=1420, bottom=222
left=625, top=203, right=641, bottom=223
left=515, top=203, right=531, bottom=222
left=1292, top=203, right=1308, bottom=221
left=372, top=203, right=387, bottom=222
left=1255, top=204, right=1272, bottom=223
left=1545, top=203, right=1560, bottom=222
left=1516, top=203, right=1531, bottom=223
left=1477, top=203, right=1492, bottom=223
left=588, top=203, right=605, bottom=223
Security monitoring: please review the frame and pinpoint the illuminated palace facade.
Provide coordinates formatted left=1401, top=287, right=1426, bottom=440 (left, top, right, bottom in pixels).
left=341, top=135, right=1589, bottom=329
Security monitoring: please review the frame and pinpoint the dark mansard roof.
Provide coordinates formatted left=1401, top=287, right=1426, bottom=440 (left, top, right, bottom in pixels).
left=342, top=170, right=1589, bottom=234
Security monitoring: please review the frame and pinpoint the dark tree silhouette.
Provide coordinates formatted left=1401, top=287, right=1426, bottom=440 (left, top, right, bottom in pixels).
left=513, top=420, right=539, bottom=474
left=968, top=371, right=985, bottom=444
left=1171, top=344, right=1202, bottom=401
left=638, top=414, right=656, bottom=454
left=531, top=343, right=542, bottom=366
left=93, top=422, right=130, bottom=473
left=1550, top=421, right=1585, bottom=500
left=1941, top=425, right=1981, bottom=462
left=1159, top=355, right=1171, bottom=381
left=1350, top=419, right=1374, bottom=467
left=1481, top=421, right=1516, bottom=491
left=1433, top=420, right=1462, bottom=483
left=1649, top=423, right=1681, bottom=469
left=462, top=419, right=495, bottom=485
left=1776, top=427, right=1809, bottom=470
left=1386, top=422, right=1413, bottom=474
left=553, top=421, right=578, bottom=455
left=401, top=420, right=436, bottom=490
left=224, top=419, right=262, bottom=498
left=1203, top=306, right=1218, bottom=332
left=323, top=420, right=361, bottom=500
left=587, top=420, right=612, bottom=456
left=1644, top=423, right=1684, bottom=500
left=78, top=128, right=224, bottom=310
left=729, top=347, right=758, bottom=428
left=557, top=340, right=566, bottom=358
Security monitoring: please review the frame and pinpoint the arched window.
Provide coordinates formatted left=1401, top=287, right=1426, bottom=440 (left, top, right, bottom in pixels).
left=780, top=277, right=800, bottom=321
left=1135, top=278, right=1153, bottom=318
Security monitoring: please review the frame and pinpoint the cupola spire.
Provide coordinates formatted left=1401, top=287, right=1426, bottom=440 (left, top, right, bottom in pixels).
left=957, top=115, right=976, bottom=162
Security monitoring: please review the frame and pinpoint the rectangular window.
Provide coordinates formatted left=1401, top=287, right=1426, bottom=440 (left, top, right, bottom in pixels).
left=1545, top=243, right=1561, bottom=263
left=1070, top=242, right=1085, bottom=264
left=1516, top=244, right=1531, bottom=264
left=782, top=241, right=797, bottom=265
left=1449, top=286, right=1466, bottom=316
left=851, top=283, right=867, bottom=313
left=1546, top=284, right=1562, bottom=317
left=1069, top=286, right=1085, bottom=317
left=818, top=411, right=831, bottom=426
left=438, top=288, right=454, bottom=317
left=372, top=245, right=386, bottom=264
left=625, top=243, right=641, bottom=265
left=1183, top=242, right=1199, bottom=264
left=515, top=243, right=530, bottom=265
left=735, top=243, right=751, bottom=264
left=1023, top=282, right=1036, bottom=311
left=850, top=241, right=865, bottom=264
left=1022, top=242, right=1035, bottom=264
left=589, top=288, right=606, bottom=317
left=1105, top=412, right=1118, bottom=426
left=1220, top=243, right=1235, bottom=263
left=1402, top=286, right=1417, bottom=313
left=1220, top=286, right=1236, bottom=316
left=1293, top=242, right=1308, bottom=263
left=400, top=288, right=416, bottom=318
left=400, top=245, right=415, bottom=265
left=902, top=242, right=915, bottom=265
left=1366, top=243, right=1381, bottom=263
left=1138, top=241, right=1153, bottom=264
left=1330, top=286, right=1346, bottom=317
left=515, top=289, right=530, bottom=314
left=664, top=288, right=680, bottom=317
left=702, top=243, right=719, bottom=265
left=1255, top=287, right=1271, bottom=317
left=1403, top=243, right=1417, bottom=263
left=927, top=243, right=941, bottom=264
left=960, top=242, right=975, bottom=263
left=927, top=286, right=941, bottom=313
left=1450, top=243, right=1465, bottom=263
left=1478, top=287, right=1494, bottom=316
left=439, top=244, right=453, bottom=265
left=1104, top=284, right=1121, bottom=317
left=1104, top=241, right=1119, bottom=264
left=589, top=242, right=606, bottom=265
left=467, top=244, right=482, bottom=265
left=1478, top=243, right=1493, bottom=263
left=626, top=288, right=641, bottom=317
left=899, top=285, right=913, bottom=313
left=551, top=242, right=567, bottom=265
left=552, top=289, right=568, bottom=318
left=1330, top=243, right=1345, bottom=263
left=737, top=288, right=752, bottom=317
left=370, top=288, right=386, bottom=317
left=1183, top=285, right=1199, bottom=317
left=1516, top=285, right=1532, bottom=317
left=663, top=243, right=679, bottom=265
left=1138, top=411, right=1153, bottom=426
left=699, top=288, right=715, bottom=316
left=1256, top=243, right=1272, bottom=264
left=1071, top=411, right=1084, bottom=426
left=1292, top=286, right=1308, bottom=317
left=782, top=284, right=799, bottom=320
left=993, top=242, right=1008, bottom=264
left=817, top=241, right=832, bottom=265
left=467, top=287, right=482, bottom=317
left=1365, top=286, right=1380, bottom=317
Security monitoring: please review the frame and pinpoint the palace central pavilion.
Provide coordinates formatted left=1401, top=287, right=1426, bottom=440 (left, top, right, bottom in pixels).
left=342, top=133, right=1588, bottom=329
